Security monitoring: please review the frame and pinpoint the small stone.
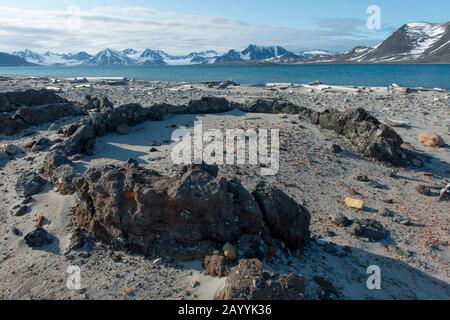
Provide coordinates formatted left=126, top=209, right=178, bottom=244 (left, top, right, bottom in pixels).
left=3, top=144, right=22, bottom=156
left=416, top=185, right=432, bottom=196
left=381, top=208, right=396, bottom=217
left=223, top=242, right=237, bottom=260
left=11, top=227, right=22, bottom=236
left=13, top=205, right=30, bottom=217
left=355, top=175, right=371, bottom=182
left=328, top=144, right=342, bottom=154
left=149, top=147, right=159, bottom=153
left=333, top=214, right=353, bottom=228
left=24, top=227, right=53, bottom=247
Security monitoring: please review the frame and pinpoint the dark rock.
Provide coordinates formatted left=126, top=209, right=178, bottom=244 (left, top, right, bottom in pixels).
left=253, top=181, right=310, bottom=248
left=350, top=219, right=389, bottom=242
left=328, top=144, right=342, bottom=154
left=31, top=137, right=52, bottom=152
left=316, top=108, right=403, bottom=165
left=313, top=276, right=340, bottom=300
left=116, top=124, right=130, bottom=135
left=355, top=174, right=371, bottom=182
left=11, top=227, right=22, bottom=236
left=0, top=89, right=67, bottom=113
left=74, top=163, right=266, bottom=259
left=333, top=214, right=353, bottom=228
left=24, top=227, right=53, bottom=247
left=216, top=259, right=305, bottom=300
left=14, top=205, right=30, bottom=217
left=187, top=97, right=232, bottom=114
left=13, top=103, right=84, bottom=126
left=15, top=171, right=47, bottom=197
left=0, top=113, right=25, bottom=135
left=63, top=125, right=96, bottom=156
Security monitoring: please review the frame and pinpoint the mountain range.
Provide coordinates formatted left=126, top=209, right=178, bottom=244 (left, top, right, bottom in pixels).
left=1, top=21, right=449, bottom=67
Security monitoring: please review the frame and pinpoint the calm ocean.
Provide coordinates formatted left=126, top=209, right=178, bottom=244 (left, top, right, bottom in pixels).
left=1, top=64, right=450, bottom=89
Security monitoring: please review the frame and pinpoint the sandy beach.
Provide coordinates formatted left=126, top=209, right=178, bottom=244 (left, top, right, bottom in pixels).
left=0, top=76, right=448, bottom=300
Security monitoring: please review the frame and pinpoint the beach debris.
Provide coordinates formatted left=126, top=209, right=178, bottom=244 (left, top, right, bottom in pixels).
left=418, top=132, right=445, bottom=148
left=345, top=197, right=365, bottom=210
left=216, top=259, right=305, bottom=300
left=15, top=171, right=47, bottom=197
left=438, top=183, right=450, bottom=202
left=24, top=227, right=53, bottom=248
left=217, top=80, right=237, bottom=89
left=223, top=242, right=237, bottom=260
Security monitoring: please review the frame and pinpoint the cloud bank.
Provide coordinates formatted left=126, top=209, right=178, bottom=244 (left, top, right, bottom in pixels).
left=0, top=5, right=387, bottom=54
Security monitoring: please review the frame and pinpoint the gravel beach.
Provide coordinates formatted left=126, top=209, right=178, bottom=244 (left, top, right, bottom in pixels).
left=0, top=76, right=448, bottom=300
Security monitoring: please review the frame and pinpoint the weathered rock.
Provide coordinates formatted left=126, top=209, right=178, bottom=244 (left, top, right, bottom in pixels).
left=216, top=259, right=306, bottom=300
left=187, top=97, right=232, bottom=114
left=13, top=205, right=30, bottom=217
left=24, top=227, right=53, bottom=247
left=31, top=137, right=52, bottom=152
left=3, top=144, right=22, bottom=156
left=203, top=253, right=229, bottom=277
left=116, top=124, right=130, bottom=135
left=63, top=125, right=96, bottom=156
left=418, top=132, right=445, bottom=148
left=0, top=89, right=67, bottom=113
left=316, top=108, right=403, bottom=165
left=416, top=185, right=433, bottom=196
left=333, top=214, right=354, bottom=228
left=13, top=103, right=84, bottom=126
left=0, top=113, right=24, bottom=135
left=239, top=99, right=309, bottom=115
left=74, top=162, right=266, bottom=259
left=350, top=219, right=389, bottom=242
left=15, top=171, right=47, bottom=197
left=253, top=182, right=310, bottom=248
left=79, top=95, right=113, bottom=111
left=41, top=151, right=80, bottom=195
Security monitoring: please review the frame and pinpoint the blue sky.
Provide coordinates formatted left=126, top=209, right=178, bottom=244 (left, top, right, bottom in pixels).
left=0, top=0, right=449, bottom=54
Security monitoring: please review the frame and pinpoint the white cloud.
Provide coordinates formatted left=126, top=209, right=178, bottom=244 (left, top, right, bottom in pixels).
left=0, top=5, right=385, bottom=54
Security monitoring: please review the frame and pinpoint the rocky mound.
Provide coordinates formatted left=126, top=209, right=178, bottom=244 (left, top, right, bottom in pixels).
left=73, top=161, right=310, bottom=259
left=216, top=259, right=306, bottom=300
left=0, top=89, right=67, bottom=113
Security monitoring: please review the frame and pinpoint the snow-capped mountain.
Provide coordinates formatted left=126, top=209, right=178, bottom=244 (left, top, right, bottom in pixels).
left=83, top=49, right=136, bottom=66
left=0, top=52, right=36, bottom=67
left=299, top=50, right=334, bottom=59
left=214, top=45, right=293, bottom=64
left=12, top=49, right=91, bottom=66
left=336, top=22, right=450, bottom=63
left=12, top=49, right=45, bottom=64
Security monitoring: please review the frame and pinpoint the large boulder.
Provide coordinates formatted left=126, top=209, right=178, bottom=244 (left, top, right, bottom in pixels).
left=13, top=103, right=84, bottom=126
left=216, top=259, right=306, bottom=300
left=186, top=97, right=233, bottom=114
left=239, top=99, right=309, bottom=115
left=0, top=89, right=67, bottom=113
left=15, top=171, right=48, bottom=197
left=41, top=151, right=80, bottom=195
left=63, top=124, right=96, bottom=156
left=0, top=113, right=25, bottom=135
left=253, top=182, right=310, bottom=248
left=74, top=163, right=266, bottom=258
left=317, top=108, right=404, bottom=165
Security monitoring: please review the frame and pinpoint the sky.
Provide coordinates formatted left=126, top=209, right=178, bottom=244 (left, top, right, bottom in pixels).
left=0, top=0, right=449, bottom=54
